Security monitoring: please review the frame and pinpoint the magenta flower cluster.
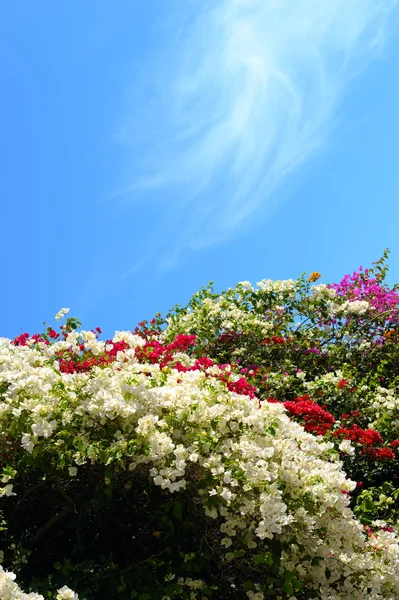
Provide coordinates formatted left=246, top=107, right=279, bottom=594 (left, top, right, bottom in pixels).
left=330, top=266, right=399, bottom=323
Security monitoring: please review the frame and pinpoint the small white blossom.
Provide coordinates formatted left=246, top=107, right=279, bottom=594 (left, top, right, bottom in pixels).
left=21, top=433, right=34, bottom=453
left=56, top=586, right=79, bottom=600
left=339, top=440, right=355, bottom=456
left=55, top=308, right=70, bottom=322
left=0, top=484, right=16, bottom=497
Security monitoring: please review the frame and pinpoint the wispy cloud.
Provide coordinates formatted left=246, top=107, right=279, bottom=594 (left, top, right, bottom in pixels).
left=116, top=0, right=397, bottom=264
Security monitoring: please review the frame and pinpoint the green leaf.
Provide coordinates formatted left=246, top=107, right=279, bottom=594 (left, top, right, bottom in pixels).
left=243, top=580, right=254, bottom=591
left=172, top=500, right=182, bottom=520
left=253, top=552, right=273, bottom=566
left=283, top=581, right=294, bottom=595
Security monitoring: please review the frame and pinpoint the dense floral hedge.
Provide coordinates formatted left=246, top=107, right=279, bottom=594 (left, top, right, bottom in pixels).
left=1, top=251, right=399, bottom=599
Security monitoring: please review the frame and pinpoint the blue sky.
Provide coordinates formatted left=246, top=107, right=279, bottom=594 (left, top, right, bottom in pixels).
left=1, top=1, right=399, bottom=340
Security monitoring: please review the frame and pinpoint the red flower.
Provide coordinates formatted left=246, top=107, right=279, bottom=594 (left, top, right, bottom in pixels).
left=271, top=336, right=286, bottom=345
left=333, top=425, right=383, bottom=446
left=338, top=379, right=350, bottom=389
left=367, top=448, right=395, bottom=461
left=226, top=378, right=256, bottom=399
left=12, top=332, right=29, bottom=346
left=194, top=357, right=214, bottom=368
left=283, top=399, right=335, bottom=435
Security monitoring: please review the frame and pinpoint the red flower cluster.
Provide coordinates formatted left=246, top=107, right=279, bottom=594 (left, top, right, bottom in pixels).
left=338, top=379, right=350, bottom=389
left=218, top=331, right=243, bottom=344
left=283, top=397, right=335, bottom=435
left=224, top=377, right=257, bottom=399
left=366, top=448, right=396, bottom=460
left=333, top=425, right=382, bottom=446
left=134, top=334, right=196, bottom=368
left=59, top=340, right=130, bottom=374
left=174, top=356, right=215, bottom=372
left=12, top=332, right=30, bottom=346
left=264, top=397, right=398, bottom=461
left=13, top=332, right=50, bottom=346
left=341, top=411, right=361, bottom=421
left=59, top=334, right=197, bottom=375
left=332, top=425, right=397, bottom=461
left=133, top=317, right=162, bottom=340
left=260, top=336, right=289, bottom=345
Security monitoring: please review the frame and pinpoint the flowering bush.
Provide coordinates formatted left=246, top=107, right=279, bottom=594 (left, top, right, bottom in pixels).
left=1, top=251, right=399, bottom=598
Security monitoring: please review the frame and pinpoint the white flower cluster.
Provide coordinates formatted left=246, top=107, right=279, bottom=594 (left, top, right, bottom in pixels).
left=310, top=284, right=337, bottom=300
left=369, top=386, right=399, bottom=421
left=0, top=566, right=78, bottom=600
left=340, top=300, right=370, bottom=316
left=219, top=304, right=273, bottom=335
left=256, top=279, right=296, bottom=296
left=55, top=308, right=70, bottom=322
left=164, top=295, right=274, bottom=341
left=1, top=335, right=399, bottom=598
left=303, top=370, right=352, bottom=394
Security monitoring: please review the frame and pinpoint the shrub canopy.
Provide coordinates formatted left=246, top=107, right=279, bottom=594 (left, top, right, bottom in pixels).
left=1, top=251, right=399, bottom=599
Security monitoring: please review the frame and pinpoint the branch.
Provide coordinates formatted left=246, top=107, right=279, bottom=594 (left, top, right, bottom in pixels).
left=27, top=487, right=91, bottom=549
left=27, top=504, right=74, bottom=548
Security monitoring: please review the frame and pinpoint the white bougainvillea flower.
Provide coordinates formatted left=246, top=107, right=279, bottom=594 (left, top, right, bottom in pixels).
left=55, top=308, right=70, bottom=322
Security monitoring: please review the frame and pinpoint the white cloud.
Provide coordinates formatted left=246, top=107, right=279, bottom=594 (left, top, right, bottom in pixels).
left=116, top=0, right=397, bottom=262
